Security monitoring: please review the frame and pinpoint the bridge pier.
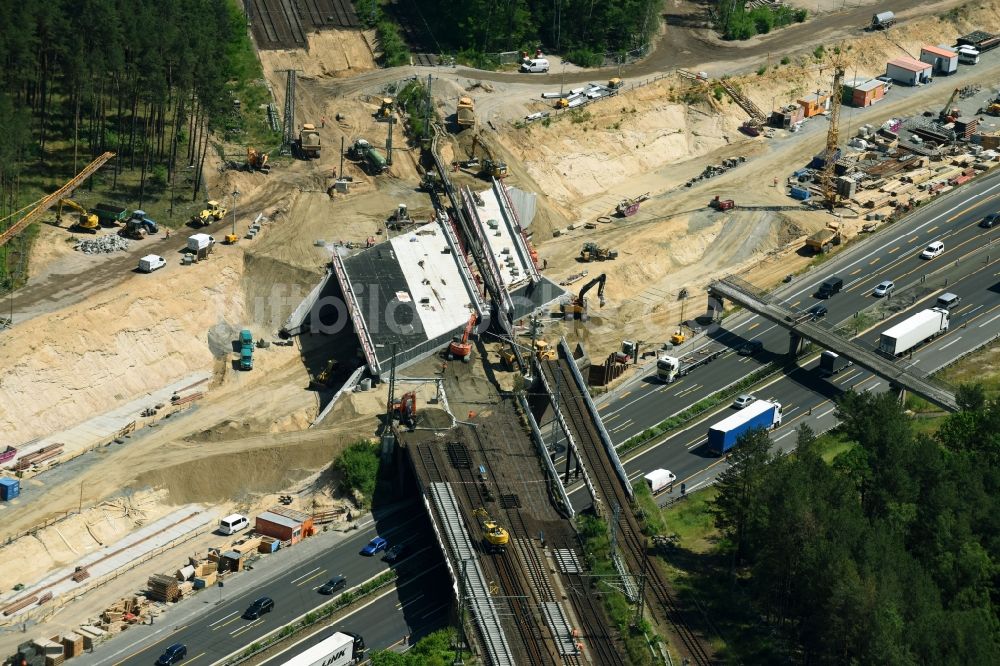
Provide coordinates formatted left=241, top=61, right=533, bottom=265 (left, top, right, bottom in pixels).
left=891, top=383, right=907, bottom=407
left=707, top=293, right=724, bottom=321
left=787, top=332, right=803, bottom=357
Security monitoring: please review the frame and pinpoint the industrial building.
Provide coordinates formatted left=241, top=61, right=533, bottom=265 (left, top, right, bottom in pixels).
left=885, top=57, right=933, bottom=86
left=254, top=507, right=314, bottom=545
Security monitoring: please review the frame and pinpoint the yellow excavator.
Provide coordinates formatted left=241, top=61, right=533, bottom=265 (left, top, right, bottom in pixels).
left=560, top=273, right=606, bottom=321
left=58, top=198, right=100, bottom=234
left=376, top=97, right=394, bottom=119
left=500, top=338, right=557, bottom=367
left=472, top=508, right=509, bottom=553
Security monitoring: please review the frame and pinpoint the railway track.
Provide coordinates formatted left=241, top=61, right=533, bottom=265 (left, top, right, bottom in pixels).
left=545, top=360, right=715, bottom=666
left=450, top=436, right=553, bottom=666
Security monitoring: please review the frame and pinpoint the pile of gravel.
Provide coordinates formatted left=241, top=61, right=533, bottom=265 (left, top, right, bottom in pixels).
left=75, top=235, right=132, bottom=254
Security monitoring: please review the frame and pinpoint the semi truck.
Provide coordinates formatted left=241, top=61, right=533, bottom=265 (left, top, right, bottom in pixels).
left=644, top=469, right=677, bottom=495
left=281, top=631, right=366, bottom=666
left=239, top=329, right=254, bottom=371
left=818, top=350, right=851, bottom=377
left=878, top=308, right=949, bottom=357
left=708, top=399, right=782, bottom=455
left=656, top=342, right=727, bottom=383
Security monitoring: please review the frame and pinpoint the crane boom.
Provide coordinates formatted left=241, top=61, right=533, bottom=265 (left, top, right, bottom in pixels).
left=0, top=152, right=115, bottom=248
left=821, top=66, right=845, bottom=211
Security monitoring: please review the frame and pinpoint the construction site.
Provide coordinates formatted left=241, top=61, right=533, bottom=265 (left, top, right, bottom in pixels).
left=3, top=0, right=1000, bottom=663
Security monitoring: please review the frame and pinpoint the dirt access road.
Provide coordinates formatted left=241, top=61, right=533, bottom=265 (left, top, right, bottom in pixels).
left=446, top=0, right=966, bottom=83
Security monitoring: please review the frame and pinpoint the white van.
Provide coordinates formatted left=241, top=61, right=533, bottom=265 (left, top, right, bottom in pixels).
left=219, top=514, right=249, bottom=535
left=520, top=58, right=549, bottom=73
left=958, top=47, right=979, bottom=64
left=138, top=255, right=166, bottom=273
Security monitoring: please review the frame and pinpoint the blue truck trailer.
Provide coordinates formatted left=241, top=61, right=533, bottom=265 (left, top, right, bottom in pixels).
left=708, top=399, right=782, bottom=454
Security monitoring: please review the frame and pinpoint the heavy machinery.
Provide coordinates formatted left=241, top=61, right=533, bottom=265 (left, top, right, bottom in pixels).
left=93, top=203, right=128, bottom=227
left=821, top=60, right=846, bottom=211
left=390, top=391, right=417, bottom=427
left=376, top=98, right=394, bottom=121
left=447, top=313, right=478, bottom=361
left=420, top=171, right=444, bottom=192
left=480, top=158, right=507, bottom=179
left=456, top=96, right=475, bottom=127
left=472, top=508, right=509, bottom=553
left=120, top=210, right=158, bottom=239
left=0, top=152, right=115, bottom=249
left=804, top=221, right=843, bottom=254
left=533, top=339, right=557, bottom=361
left=986, top=100, right=1000, bottom=116
left=310, top=359, right=339, bottom=389
left=298, top=123, right=321, bottom=159
left=58, top=199, right=100, bottom=233
left=348, top=139, right=388, bottom=175
left=246, top=147, right=270, bottom=173
left=709, top=196, right=735, bottom=211
left=560, top=273, right=606, bottom=321
left=579, top=242, right=618, bottom=262
left=192, top=200, right=228, bottom=227
left=615, top=193, right=649, bottom=217
left=608, top=77, right=624, bottom=91
left=938, top=88, right=962, bottom=123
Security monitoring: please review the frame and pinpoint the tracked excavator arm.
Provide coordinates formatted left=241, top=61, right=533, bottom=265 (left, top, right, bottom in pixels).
left=577, top=273, right=607, bottom=308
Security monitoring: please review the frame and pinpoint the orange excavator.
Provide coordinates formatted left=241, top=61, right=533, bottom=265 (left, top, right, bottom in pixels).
left=391, top=391, right=417, bottom=426
left=447, top=313, right=478, bottom=362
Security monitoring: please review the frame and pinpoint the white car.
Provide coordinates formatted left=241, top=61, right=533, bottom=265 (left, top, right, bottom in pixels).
left=873, top=280, right=895, bottom=297
left=732, top=394, right=756, bottom=409
left=920, top=241, right=944, bottom=259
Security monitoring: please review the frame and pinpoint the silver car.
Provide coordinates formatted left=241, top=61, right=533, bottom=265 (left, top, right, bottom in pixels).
left=873, top=280, right=894, bottom=297
left=732, top=394, right=756, bottom=409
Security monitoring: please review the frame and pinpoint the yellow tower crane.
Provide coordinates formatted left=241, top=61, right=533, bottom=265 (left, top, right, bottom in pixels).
left=821, top=64, right=845, bottom=211
left=0, top=152, right=116, bottom=247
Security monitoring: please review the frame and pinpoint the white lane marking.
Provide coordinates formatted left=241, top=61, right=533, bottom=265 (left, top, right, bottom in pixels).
left=979, top=312, right=1000, bottom=328
left=208, top=611, right=240, bottom=627
left=289, top=567, right=321, bottom=584
left=816, top=408, right=835, bottom=419
left=938, top=336, right=962, bottom=350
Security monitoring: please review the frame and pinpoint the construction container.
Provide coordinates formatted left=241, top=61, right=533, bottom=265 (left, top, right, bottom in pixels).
left=842, top=78, right=886, bottom=107
left=790, top=186, right=811, bottom=201
left=797, top=92, right=830, bottom=118
left=919, top=45, right=958, bottom=74
left=885, top=57, right=933, bottom=86
left=0, top=477, right=20, bottom=501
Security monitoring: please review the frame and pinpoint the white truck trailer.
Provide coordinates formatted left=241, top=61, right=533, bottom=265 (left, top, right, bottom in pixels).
left=281, top=632, right=365, bottom=666
left=878, top=308, right=949, bottom=356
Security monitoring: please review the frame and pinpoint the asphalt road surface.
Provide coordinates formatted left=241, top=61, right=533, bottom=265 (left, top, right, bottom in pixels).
left=561, top=169, right=1000, bottom=510
left=73, top=507, right=447, bottom=666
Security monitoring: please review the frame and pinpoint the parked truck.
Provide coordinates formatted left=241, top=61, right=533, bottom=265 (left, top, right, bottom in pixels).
left=456, top=96, right=475, bottom=127
left=708, top=399, right=782, bottom=455
left=281, top=631, right=366, bottom=666
left=349, top=139, right=387, bottom=174
left=298, top=123, right=321, bottom=159
left=878, top=308, right=949, bottom=356
left=870, top=11, right=895, bottom=30
left=187, top=233, right=216, bottom=254
left=644, top=469, right=677, bottom=495
left=656, top=342, right=727, bottom=383
left=818, top=350, right=852, bottom=377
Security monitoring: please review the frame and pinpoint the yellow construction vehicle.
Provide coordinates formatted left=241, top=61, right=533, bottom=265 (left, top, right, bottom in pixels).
left=555, top=97, right=569, bottom=109
left=480, top=158, right=508, bottom=179
left=246, top=147, right=270, bottom=173
left=986, top=102, right=1000, bottom=116
left=608, top=77, right=623, bottom=91
left=533, top=339, right=557, bottom=361
left=0, top=152, right=115, bottom=248
left=377, top=98, right=394, bottom=120
left=561, top=273, right=606, bottom=321
left=580, top=242, right=617, bottom=262
left=456, top=96, right=475, bottom=126
left=58, top=198, right=100, bottom=234
left=193, top=200, right=227, bottom=227
left=670, top=330, right=686, bottom=346
left=472, top=508, right=509, bottom=553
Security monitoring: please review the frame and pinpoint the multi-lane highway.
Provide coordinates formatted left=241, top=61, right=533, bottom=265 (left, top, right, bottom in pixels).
left=73, top=508, right=448, bottom=666
left=566, top=168, right=1000, bottom=508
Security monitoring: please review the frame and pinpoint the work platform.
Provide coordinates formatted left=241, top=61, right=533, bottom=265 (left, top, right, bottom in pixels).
left=401, top=397, right=623, bottom=665
left=709, top=275, right=959, bottom=411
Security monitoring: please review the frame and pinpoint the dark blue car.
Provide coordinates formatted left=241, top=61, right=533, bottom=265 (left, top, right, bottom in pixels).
left=156, top=644, right=187, bottom=665
left=361, top=536, right=388, bottom=556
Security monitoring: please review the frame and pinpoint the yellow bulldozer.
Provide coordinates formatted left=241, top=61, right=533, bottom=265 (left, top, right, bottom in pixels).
left=376, top=97, right=394, bottom=120
left=472, top=508, right=509, bottom=553
left=192, top=200, right=228, bottom=227
left=58, top=198, right=100, bottom=234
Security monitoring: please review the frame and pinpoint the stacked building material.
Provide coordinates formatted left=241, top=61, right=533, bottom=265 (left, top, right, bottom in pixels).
left=15, top=640, right=44, bottom=666
left=61, top=633, right=84, bottom=660
left=146, top=574, right=180, bottom=602
left=76, top=626, right=107, bottom=651
left=954, top=118, right=978, bottom=141
left=33, top=639, right=63, bottom=666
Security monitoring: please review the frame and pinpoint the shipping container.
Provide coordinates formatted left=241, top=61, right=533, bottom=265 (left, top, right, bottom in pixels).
left=879, top=308, right=949, bottom=356
left=707, top=400, right=782, bottom=455
left=0, top=477, right=21, bottom=501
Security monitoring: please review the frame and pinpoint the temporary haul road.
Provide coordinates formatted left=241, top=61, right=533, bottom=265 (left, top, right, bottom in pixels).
left=564, top=167, right=1000, bottom=507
